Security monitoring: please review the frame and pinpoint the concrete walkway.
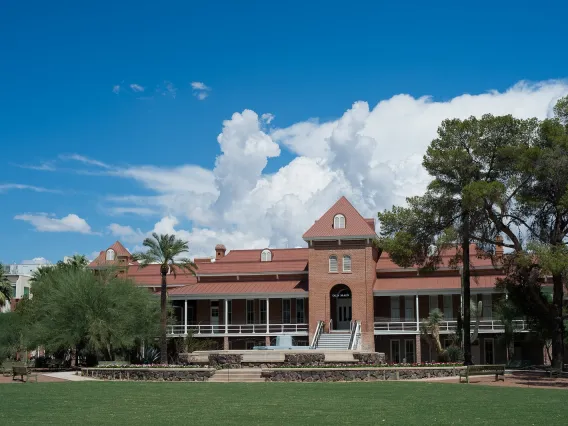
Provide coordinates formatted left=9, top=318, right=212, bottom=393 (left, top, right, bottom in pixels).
left=42, top=371, right=98, bottom=381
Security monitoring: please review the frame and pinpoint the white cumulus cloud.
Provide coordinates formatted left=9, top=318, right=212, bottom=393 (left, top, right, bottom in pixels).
left=15, top=213, right=95, bottom=234
left=94, top=80, right=568, bottom=256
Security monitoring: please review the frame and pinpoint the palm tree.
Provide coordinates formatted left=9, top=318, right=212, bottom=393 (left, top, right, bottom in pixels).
left=0, top=263, right=12, bottom=305
left=133, top=233, right=197, bottom=364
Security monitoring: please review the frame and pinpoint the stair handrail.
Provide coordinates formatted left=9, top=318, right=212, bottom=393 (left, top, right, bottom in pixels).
left=310, top=320, right=324, bottom=349
left=348, top=320, right=361, bottom=350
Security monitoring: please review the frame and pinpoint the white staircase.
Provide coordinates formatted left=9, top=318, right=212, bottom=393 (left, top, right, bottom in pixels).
left=315, top=332, right=351, bottom=350
left=208, top=368, right=264, bottom=383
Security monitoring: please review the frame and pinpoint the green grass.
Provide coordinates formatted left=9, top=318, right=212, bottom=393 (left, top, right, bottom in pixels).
left=0, top=382, right=566, bottom=425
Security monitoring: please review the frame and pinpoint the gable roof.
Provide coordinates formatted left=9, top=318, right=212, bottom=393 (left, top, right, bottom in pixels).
left=302, top=196, right=377, bottom=240
left=89, top=241, right=133, bottom=268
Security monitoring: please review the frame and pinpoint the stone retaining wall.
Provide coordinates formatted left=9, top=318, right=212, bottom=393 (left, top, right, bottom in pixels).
left=208, top=354, right=243, bottom=369
left=81, top=368, right=214, bottom=381
left=261, top=367, right=464, bottom=382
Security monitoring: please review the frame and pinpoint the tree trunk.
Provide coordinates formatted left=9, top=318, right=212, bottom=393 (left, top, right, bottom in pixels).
left=160, top=272, right=168, bottom=365
left=551, top=273, right=564, bottom=369
left=462, top=211, right=472, bottom=365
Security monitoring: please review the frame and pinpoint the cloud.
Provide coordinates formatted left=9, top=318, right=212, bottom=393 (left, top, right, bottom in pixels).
left=261, top=113, right=275, bottom=124
left=129, top=84, right=145, bottom=93
left=191, top=81, right=211, bottom=100
left=191, top=82, right=210, bottom=91
left=102, top=80, right=568, bottom=256
left=156, top=81, right=177, bottom=98
left=112, top=85, right=121, bottom=94
left=107, top=223, right=145, bottom=244
left=15, top=162, right=57, bottom=172
left=106, top=206, right=159, bottom=217
left=15, top=213, right=95, bottom=234
left=21, top=257, right=51, bottom=265
left=0, top=184, right=61, bottom=194
left=59, top=154, right=110, bottom=169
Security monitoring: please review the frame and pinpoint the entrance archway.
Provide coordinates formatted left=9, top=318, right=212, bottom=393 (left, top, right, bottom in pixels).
left=330, top=284, right=352, bottom=330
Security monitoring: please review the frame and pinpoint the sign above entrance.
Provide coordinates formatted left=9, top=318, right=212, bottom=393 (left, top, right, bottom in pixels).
left=331, top=291, right=351, bottom=299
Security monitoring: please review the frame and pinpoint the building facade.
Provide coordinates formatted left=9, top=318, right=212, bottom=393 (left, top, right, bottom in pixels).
left=89, top=196, right=542, bottom=364
left=1, top=261, right=51, bottom=312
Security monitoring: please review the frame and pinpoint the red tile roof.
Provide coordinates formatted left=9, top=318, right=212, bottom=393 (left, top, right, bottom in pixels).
left=126, top=264, right=198, bottom=286
left=374, top=275, right=499, bottom=292
left=196, top=248, right=308, bottom=275
left=168, top=280, right=308, bottom=296
left=376, top=244, right=496, bottom=271
left=303, top=196, right=377, bottom=239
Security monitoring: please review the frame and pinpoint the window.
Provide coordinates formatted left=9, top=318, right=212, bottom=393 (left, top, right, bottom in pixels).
left=226, top=300, right=232, bottom=324
left=482, top=294, right=492, bottom=319
left=246, top=341, right=256, bottom=350
left=429, top=295, right=438, bottom=311
left=246, top=300, right=255, bottom=324
left=261, top=249, right=272, bottom=262
left=105, top=249, right=115, bottom=261
left=23, top=287, right=29, bottom=297
left=390, top=296, right=400, bottom=321
left=11, top=286, right=16, bottom=299
left=405, top=339, right=416, bottom=363
left=329, top=255, right=338, bottom=273
left=282, top=299, right=291, bottom=324
left=333, top=214, right=346, bottom=229
left=443, top=295, right=453, bottom=319
left=296, top=299, right=305, bottom=323
left=342, top=255, right=352, bottom=272
left=390, top=340, right=401, bottom=363
left=260, top=299, right=267, bottom=323
left=187, top=305, right=195, bottom=325
left=404, top=296, right=414, bottom=321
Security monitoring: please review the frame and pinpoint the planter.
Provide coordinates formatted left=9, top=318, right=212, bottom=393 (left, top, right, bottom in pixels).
left=81, top=368, right=215, bottom=381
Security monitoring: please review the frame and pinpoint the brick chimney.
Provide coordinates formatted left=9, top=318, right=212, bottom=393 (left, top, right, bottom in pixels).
left=495, top=235, right=504, bottom=257
left=215, top=244, right=226, bottom=260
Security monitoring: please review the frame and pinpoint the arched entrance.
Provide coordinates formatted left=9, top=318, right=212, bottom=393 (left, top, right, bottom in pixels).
left=330, top=284, right=352, bottom=330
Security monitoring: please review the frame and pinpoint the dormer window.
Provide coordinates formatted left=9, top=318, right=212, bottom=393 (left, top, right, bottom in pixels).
left=333, top=214, right=345, bottom=229
left=105, top=249, right=116, bottom=261
left=261, top=249, right=272, bottom=262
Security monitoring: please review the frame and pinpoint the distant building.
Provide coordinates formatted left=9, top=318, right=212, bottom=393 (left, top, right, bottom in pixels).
left=1, top=260, right=52, bottom=312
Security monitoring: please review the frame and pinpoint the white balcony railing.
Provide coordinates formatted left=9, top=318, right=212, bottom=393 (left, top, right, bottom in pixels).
left=167, top=323, right=309, bottom=336
left=374, top=319, right=528, bottom=334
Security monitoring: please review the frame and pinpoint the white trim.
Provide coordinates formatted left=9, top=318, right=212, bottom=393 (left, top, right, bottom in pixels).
left=374, top=288, right=500, bottom=296
left=303, top=234, right=378, bottom=242
left=197, top=271, right=308, bottom=277
left=333, top=214, right=346, bottom=229
left=169, top=293, right=308, bottom=300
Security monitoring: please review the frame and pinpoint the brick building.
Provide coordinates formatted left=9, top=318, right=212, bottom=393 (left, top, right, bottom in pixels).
left=89, top=196, right=543, bottom=364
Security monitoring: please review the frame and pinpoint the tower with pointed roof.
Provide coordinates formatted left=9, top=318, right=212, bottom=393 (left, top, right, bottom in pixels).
left=303, top=196, right=379, bottom=351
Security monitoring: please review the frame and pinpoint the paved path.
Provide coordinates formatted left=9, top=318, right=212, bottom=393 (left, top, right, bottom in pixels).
left=42, top=371, right=97, bottom=381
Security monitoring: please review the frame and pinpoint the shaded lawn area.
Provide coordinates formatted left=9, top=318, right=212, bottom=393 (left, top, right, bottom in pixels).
left=0, top=381, right=566, bottom=425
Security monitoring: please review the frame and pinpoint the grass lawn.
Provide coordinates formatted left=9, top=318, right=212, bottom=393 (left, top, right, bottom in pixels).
left=0, top=381, right=566, bottom=425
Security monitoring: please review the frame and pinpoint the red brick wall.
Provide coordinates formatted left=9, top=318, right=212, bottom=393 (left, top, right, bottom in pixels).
left=308, top=240, right=378, bottom=351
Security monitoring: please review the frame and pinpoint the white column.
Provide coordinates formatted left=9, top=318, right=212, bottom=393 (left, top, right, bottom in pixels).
left=415, top=294, right=419, bottom=332
left=224, top=298, right=229, bottom=334
left=184, top=299, right=188, bottom=335
left=266, top=297, right=270, bottom=333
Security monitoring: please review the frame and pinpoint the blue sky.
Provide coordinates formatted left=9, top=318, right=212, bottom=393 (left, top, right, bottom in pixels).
left=1, top=0, right=567, bottom=264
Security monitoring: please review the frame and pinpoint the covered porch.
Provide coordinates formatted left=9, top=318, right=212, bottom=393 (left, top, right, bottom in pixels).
left=168, top=296, right=309, bottom=338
